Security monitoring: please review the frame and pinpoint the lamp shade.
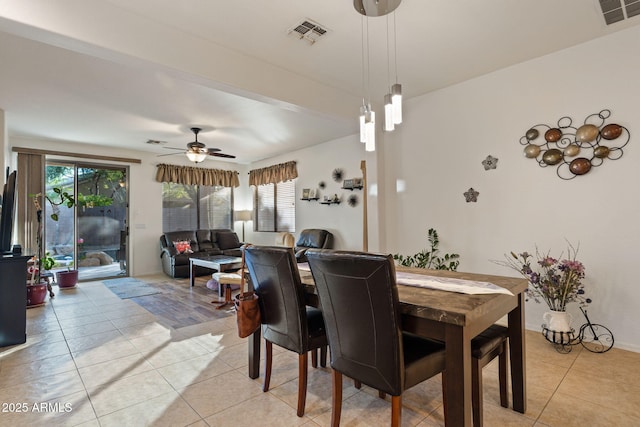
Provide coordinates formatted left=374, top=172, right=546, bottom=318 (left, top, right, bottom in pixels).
left=186, top=151, right=207, bottom=163
left=235, top=210, right=252, bottom=222
left=354, top=0, right=402, bottom=16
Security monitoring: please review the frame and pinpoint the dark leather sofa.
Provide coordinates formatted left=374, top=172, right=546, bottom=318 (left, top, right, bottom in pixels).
left=160, top=229, right=243, bottom=278
left=294, top=228, right=333, bottom=263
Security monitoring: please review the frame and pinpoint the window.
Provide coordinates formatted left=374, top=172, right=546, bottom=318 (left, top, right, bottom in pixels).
left=255, top=180, right=295, bottom=232
left=162, top=183, right=232, bottom=232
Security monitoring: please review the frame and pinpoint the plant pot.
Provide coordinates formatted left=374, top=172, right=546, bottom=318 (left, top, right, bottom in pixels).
left=542, top=310, right=575, bottom=345
left=56, top=270, right=79, bottom=289
left=27, top=283, right=48, bottom=307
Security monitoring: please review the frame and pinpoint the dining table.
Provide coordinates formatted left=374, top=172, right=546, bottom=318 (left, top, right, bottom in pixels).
left=246, top=264, right=528, bottom=427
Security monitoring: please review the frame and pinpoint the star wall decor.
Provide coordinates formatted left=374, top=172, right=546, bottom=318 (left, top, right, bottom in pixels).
left=464, top=188, right=479, bottom=203
left=482, top=155, right=498, bottom=170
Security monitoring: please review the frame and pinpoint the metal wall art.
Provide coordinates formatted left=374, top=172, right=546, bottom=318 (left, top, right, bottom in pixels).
left=482, top=155, right=498, bottom=170
left=463, top=188, right=479, bottom=203
left=519, top=109, right=630, bottom=180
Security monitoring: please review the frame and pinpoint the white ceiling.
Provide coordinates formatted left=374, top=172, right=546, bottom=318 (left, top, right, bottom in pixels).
left=0, top=0, right=638, bottom=164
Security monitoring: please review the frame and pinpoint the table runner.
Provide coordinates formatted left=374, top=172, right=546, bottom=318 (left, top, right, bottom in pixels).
left=297, top=262, right=513, bottom=295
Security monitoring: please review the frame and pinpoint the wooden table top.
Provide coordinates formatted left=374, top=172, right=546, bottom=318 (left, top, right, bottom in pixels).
left=299, top=265, right=528, bottom=327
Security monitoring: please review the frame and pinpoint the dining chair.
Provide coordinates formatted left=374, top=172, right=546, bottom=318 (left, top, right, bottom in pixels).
left=471, top=324, right=509, bottom=427
left=306, top=249, right=447, bottom=427
left=243, top=245, right=328, bottom=417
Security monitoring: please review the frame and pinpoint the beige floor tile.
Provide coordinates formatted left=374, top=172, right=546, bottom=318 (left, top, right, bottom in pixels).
left=72, top=339, right=140, bottom=368
left=312, top=388, right=426, bottom=427
left=97, top=390, right=201, bottom=427
left=157, top=353, right=235, bottom=389
left=62, top=320, right=118, bottom=340
left=205, top=392, right=311, bottom=426
left=538, top=390, right=640, bottom=427
left=77, top=353, right=156, bottom=388
left=0, top=339, right=70, bottom=367
left=135, top=338, right=210, bottom=368
left=570, top=346, right=640, bottom=386
left=65, top=329, right=125, bottom=353
left=118, top=320, right=176, bottom=340
left=268, top=365, right=360, bottom=419
left=86, top=370, right=174, bottom=417
left=556, top=368, right=640, bottom=419
left=179, top=369, right=263, bottom=418
left=0, top=390, right=97, bottom=427
left=0, top=352, right=76, bottom=388
left=0, top=370, right=85, bottom=402
left=56, top=312, right=110, bottom=329
left=109, top=312, right=157, bottom=329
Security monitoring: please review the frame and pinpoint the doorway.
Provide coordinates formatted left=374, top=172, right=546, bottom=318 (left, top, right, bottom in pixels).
left=44, top=163, right=128, bottom=281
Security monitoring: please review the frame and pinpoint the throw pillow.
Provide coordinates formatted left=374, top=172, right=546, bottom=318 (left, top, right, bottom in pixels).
left=173, top=240, right=192, bottom=254
left=217, top=231, right=240, bottom=250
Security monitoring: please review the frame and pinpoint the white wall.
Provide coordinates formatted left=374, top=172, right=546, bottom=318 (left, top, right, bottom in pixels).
left=382, top=24, right=640, bottom=352
left=243, top=135, right=372, bottom=251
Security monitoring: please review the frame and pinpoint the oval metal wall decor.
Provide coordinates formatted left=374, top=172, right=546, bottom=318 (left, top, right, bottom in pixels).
left=519, top=109, right=630, bottom=180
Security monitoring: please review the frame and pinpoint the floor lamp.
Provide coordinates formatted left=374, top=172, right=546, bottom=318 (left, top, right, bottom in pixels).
left=235, top=210, right=252, bottom=242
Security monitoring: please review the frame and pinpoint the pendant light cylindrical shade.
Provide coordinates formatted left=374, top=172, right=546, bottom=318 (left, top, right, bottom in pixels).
left=384, top=94, right=394, bottom=131
left=354, top=0, right=402, bottom=16
left=391, top=83, right=402, bottom=124
left=359, top=105, right=367, bottom=143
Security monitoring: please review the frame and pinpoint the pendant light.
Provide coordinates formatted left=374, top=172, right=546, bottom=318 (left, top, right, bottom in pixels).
left=384, top=15, right=394, bottom=132
left=358, top=15, right=375, bottom=151
left=391, top=11, right=402, bottom=124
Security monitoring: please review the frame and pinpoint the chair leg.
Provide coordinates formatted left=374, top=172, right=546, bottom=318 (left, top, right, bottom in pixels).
left=320, top=345, right=327, bottom=367
left=311, top=348, right=318, bottom=368
left=391, top=395, right=402, bottom=427
left=379, top=391, right=386, bottom=399
left=263, top=340, right=272, bottom=392
left=472, top=358, right=482, bottom=427
left=354, top=379, right=361, bottom=389
left=297, top=353, right=308, bottom=417
left=499, top=341, right=509, bottom=408
left=331, top=369, right=343, bottom=427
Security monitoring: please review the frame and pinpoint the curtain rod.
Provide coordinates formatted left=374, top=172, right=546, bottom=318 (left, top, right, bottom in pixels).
left=12, top=147, right=142, bottom=164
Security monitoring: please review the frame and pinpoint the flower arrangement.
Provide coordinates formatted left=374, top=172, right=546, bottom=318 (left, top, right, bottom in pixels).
left=495, top=242, right=591, bottom=311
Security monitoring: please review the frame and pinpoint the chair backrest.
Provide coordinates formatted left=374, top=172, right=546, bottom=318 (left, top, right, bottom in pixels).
left=275, top=232, right=295, bottom=248
left=244, top=245, right=309, bottom=353
left=306, top=249, right=404, bottom=396
left=295, top=229, right=333, bottom=250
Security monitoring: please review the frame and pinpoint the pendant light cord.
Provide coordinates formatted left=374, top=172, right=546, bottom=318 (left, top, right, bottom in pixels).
left=393, top=11, right=399, bottom=84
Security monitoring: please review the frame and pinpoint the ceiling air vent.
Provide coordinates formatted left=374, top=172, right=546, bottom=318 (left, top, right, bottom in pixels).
left=599, top=0, right=640, bottom=24
left=287, top=19, right=329, bottom=45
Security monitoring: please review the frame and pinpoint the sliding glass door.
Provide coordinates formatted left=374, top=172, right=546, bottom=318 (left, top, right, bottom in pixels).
left=44, top=162, right=128, bottom=281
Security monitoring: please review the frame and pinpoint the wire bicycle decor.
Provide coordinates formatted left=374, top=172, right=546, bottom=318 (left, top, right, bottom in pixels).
left=519, top=109, right=630, bottom=180
left=542, top=306, right=614, bottom=354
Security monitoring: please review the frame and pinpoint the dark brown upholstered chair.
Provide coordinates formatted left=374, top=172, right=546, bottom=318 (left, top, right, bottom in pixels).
left=294, top=229, right=333, bottom=263
left=471, top=324, right=509, bottom=427
left=244, top=245, right=328, bottom=417
left=306, top=249, right=447, bottom=427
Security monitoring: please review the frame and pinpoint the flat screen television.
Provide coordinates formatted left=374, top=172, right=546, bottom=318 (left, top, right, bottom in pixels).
left=0, top=170, right=17, bottom=254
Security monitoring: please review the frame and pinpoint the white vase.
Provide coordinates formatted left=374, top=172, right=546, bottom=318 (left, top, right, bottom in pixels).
left=542, top=310, right=574, bottom=345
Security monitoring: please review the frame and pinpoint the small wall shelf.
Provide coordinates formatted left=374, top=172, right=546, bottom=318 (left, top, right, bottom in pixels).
left=320, top=200, right=341, bottom=205
left=341, top=185, right=363, bottom=191
left=300, top=198, right=320, bottom=201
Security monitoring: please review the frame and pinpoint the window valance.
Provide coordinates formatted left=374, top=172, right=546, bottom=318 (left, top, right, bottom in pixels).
left=155, top=163, right=240, bottom=187
left=248, top=161, right=298, bottom=186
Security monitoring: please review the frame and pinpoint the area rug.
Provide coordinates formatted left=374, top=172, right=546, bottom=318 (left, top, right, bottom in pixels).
left=103, top=277, right=162, bottom=299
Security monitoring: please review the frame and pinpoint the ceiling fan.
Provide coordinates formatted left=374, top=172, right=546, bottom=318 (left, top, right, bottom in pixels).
left=158, top=127, right=236, bottom=163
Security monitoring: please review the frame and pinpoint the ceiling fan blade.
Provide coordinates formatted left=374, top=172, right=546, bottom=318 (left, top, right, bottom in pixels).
left=210, top=152, right=236, bottom=159
left=162, top=147, right=185, bottom=151
left=206, top=147, right=221, bottom=153
left=156, top=152, right=181, bottom=157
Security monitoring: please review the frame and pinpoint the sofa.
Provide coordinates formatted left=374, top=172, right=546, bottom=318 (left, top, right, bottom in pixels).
left=160, top=229, right=243, bottom=278
left=294, top=229, right=333, bottom=263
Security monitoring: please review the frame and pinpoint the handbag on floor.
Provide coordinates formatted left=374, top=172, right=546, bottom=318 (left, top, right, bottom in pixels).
left=234, top=245, right=261, bottom=338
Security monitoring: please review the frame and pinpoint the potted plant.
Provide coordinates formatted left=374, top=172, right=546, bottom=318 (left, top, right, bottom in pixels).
left=393, top=228, right=461, bottom=271
left=494, top=241, right=591, bottom=344
left=28, top=188, right=76, bottom=306
left=56, top=262, right=79, bottom=289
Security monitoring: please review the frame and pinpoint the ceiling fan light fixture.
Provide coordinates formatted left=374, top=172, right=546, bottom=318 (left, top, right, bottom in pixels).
left=186, top=150, right=207, bottom=163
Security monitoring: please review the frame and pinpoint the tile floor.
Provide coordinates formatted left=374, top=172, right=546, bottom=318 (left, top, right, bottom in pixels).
left=1, top=274, right=639, bottom=426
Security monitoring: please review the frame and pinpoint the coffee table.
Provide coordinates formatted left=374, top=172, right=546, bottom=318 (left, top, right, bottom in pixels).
left=189, top=255, right=243, bottom=287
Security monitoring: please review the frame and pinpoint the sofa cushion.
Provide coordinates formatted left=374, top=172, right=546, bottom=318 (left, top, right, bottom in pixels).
left=217, top=231, right=241, bottom=250
left=196, top=230, right=214, bottom=252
